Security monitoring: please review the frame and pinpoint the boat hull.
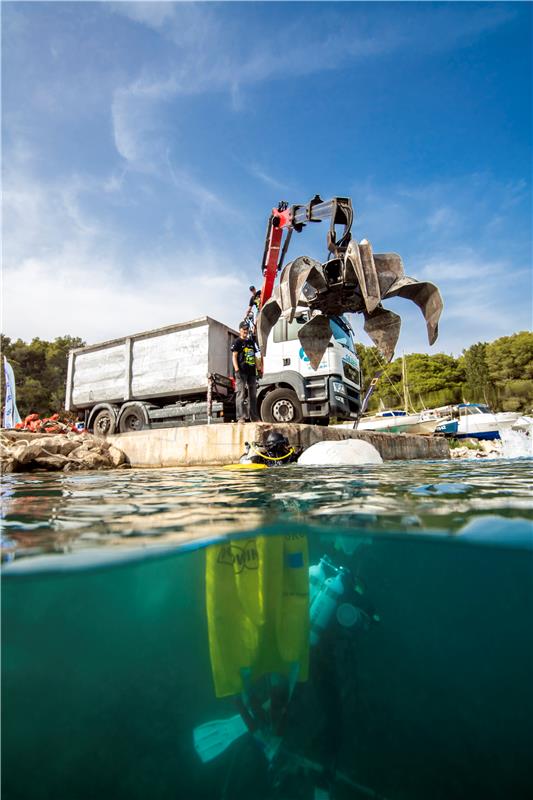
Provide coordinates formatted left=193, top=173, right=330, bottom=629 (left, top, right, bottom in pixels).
left=356, top=413, right=440, bottom=435
left=435, top=411, right=521, bottom=440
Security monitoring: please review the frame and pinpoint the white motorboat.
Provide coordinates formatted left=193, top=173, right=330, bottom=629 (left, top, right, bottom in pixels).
left=354, top=409, right=442, bottom=435
left=434, top=403, right=521, bottom=440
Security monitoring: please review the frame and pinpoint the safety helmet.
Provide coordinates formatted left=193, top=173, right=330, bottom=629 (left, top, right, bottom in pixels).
left=265, top=430, right=289, bottom=449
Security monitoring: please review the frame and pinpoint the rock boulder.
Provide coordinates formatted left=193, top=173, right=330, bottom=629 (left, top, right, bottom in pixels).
left=0, top=431, right=130, bottom=473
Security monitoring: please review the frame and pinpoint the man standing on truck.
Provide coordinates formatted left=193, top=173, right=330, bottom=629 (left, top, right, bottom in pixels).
left=245, top=285, right=261, bottom=325
left=231, top=322, right=262, bottom=422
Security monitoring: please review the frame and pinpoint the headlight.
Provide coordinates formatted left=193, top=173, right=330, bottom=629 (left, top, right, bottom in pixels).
left=332, top=381, right=346, bottom=394
left=334, top=394, right=346, bottom=404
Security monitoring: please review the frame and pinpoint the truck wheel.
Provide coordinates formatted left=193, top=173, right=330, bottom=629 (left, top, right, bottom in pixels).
left=118, top=405, right=148, bottom=433
left=261, top=389, right=303, bottom=424
left=92, top=409, right=116, bottom=436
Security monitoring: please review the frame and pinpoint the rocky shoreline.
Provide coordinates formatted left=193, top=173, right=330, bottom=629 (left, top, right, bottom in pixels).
left=449, top=439, right=505, bottom=459
left=0, top=428, right=510, bottom=473
left=0, top=431, right=129, bottom=473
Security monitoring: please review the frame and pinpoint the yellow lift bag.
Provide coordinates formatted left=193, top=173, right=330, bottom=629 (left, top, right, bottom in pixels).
left=205, top=534, right=310, bottom=698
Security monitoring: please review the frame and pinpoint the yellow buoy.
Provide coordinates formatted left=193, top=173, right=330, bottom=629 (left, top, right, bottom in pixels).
left=222, top=463, right=268, bottom=471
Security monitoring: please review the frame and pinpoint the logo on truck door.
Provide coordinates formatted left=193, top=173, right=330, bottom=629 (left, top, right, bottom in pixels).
left=299, top=347, right=327, bottom=369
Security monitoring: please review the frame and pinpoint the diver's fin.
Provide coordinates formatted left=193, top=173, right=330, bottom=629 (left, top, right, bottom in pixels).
left=193, top=713, right=248, bottom=763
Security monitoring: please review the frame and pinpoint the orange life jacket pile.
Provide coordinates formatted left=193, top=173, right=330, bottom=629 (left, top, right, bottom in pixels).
left=14, top=413, right=82, bottom=434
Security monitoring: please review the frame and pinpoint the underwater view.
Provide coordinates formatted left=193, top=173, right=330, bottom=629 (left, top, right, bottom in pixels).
left=2, top=458, right=532, bottom=800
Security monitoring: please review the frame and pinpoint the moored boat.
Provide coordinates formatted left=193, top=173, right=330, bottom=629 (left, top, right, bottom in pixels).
left=434, top=403, right=521, bottom=440
left=355, top=409, right=442, bottom=435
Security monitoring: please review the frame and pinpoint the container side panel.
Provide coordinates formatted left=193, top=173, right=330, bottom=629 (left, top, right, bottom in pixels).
left=208, top=321, right=237, bottom=376
left=131, top=326, right=209, bottom=396
left=71, top=345, right=126, bottom=406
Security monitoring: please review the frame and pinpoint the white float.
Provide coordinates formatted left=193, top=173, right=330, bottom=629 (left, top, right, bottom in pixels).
left=298, top=438, right=383, bottom=465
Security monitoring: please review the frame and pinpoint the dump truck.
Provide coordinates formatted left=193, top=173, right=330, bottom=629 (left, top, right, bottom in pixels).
left=65, top=315, right=361, bottom=434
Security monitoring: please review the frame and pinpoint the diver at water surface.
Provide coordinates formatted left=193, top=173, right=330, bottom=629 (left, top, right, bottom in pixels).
left=239, top=431, right=303, bottom=466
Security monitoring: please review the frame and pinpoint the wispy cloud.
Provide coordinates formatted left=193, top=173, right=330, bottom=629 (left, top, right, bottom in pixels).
left=245, top=163, right=288, bottom=192
left=111, top=74, right=178, bottom=166
left=2, top=168, right=247, bottom=343
left=107, top=2, right=516, bottom=170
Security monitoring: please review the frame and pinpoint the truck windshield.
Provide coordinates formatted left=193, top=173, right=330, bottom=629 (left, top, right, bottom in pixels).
left=276, top=314, right=356, bottom=354
left=330, top=318, right=356, bottom=354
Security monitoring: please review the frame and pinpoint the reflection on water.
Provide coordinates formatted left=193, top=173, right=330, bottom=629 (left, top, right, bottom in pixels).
left=1, top=459, right=532, bottom=561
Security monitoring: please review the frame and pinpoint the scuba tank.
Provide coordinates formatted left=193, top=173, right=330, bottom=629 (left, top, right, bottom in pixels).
left=309, top=556, right=378, bottom=646
left=309, top=558, right=328, bottom=606
left=309, top=557, right=346, bottom=646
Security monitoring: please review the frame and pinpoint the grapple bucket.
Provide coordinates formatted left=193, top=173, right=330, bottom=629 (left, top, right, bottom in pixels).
left=256, top=238, right=443, bottom=367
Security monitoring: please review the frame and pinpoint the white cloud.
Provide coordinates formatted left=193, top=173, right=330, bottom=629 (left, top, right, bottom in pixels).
left=111, top=74, right=179, bottom=165
left=111, top=2, right=177, bottom=30
left=3, top=254, right=243, bottom=344
left=418, top=253, right=506, bottom=283
left=1, top=168, right=247, bottom=343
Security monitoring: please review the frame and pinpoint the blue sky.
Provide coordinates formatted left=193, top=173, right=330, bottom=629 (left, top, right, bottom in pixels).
left=2, top=1, right=532, bottom=355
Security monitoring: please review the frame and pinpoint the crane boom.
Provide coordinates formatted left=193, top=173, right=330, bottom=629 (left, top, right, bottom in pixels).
left=259, top=196, right=354, bottom=309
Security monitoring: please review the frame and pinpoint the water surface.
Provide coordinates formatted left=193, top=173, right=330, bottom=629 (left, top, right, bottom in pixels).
left=2, top=459, right=532, bottom=800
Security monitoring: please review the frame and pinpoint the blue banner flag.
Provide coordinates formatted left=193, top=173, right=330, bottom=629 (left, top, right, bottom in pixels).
left=360, top=369, right=384, bottom=416
left=3, top=357, right=22, bottom=429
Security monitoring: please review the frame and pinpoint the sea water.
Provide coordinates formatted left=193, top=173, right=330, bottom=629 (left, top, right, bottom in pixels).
left=2, top=458, right=532, bottom=800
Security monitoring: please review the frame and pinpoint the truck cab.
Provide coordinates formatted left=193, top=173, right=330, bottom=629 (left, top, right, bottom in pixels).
left=259, top=311, right=361, bottom=424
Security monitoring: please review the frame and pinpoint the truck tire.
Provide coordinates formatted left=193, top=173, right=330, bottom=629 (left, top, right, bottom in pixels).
left=92, top=408, right=116, bottom=436
left=118, top=405, right=149, bottom=433
left=261, top=389, right=303, bottom=424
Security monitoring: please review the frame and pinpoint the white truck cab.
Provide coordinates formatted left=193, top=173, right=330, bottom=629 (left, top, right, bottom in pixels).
left=259, top=311, right=361, bottom=424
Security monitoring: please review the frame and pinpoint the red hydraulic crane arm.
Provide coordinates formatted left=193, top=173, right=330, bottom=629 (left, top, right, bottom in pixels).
left=259, top=203, right=292, bottom=310
left=258, top=196, right=353, bottom=310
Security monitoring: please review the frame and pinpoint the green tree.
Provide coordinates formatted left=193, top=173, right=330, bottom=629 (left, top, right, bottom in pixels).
left=355, top=343, right=383, bottom=390
left=1, top=335, right=85, bottom=418
left=486, top=331, right=533, bottom=381
left=461, top=342, right=490, bottom=404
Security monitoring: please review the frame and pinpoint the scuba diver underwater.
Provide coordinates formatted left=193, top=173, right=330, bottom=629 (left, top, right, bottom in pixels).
left=193, top=536, right=382, bottom=800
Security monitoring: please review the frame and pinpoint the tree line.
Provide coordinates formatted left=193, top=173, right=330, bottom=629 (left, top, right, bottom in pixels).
left=1, top=330, right=532, bottom=418
left=1, top=335, right=85, bottom=419
left=356, top=330, right=533, bottom=413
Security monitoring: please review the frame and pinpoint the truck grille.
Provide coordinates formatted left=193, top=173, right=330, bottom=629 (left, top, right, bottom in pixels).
left=342, top=362, right=360, bottom=385
left=344, top=384, right=361, bottom=415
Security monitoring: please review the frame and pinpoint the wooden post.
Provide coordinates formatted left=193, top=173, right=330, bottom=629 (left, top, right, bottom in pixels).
left=207, top=374, right=213, bottom=424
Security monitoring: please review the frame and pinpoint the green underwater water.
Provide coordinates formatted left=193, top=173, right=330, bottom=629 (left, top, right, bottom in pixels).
left=2, top=459, right=533, bottom=799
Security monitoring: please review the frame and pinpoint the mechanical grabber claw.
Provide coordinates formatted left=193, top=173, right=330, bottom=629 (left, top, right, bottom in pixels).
left=255, top=196, right=443, bottom=369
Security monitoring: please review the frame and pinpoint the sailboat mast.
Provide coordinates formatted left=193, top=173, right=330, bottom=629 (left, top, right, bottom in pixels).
left=402, top=353, right=409, bottom=413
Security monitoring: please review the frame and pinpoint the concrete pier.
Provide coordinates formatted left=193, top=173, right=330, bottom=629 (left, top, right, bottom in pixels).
left=108, top=423, right=449, bottom=467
